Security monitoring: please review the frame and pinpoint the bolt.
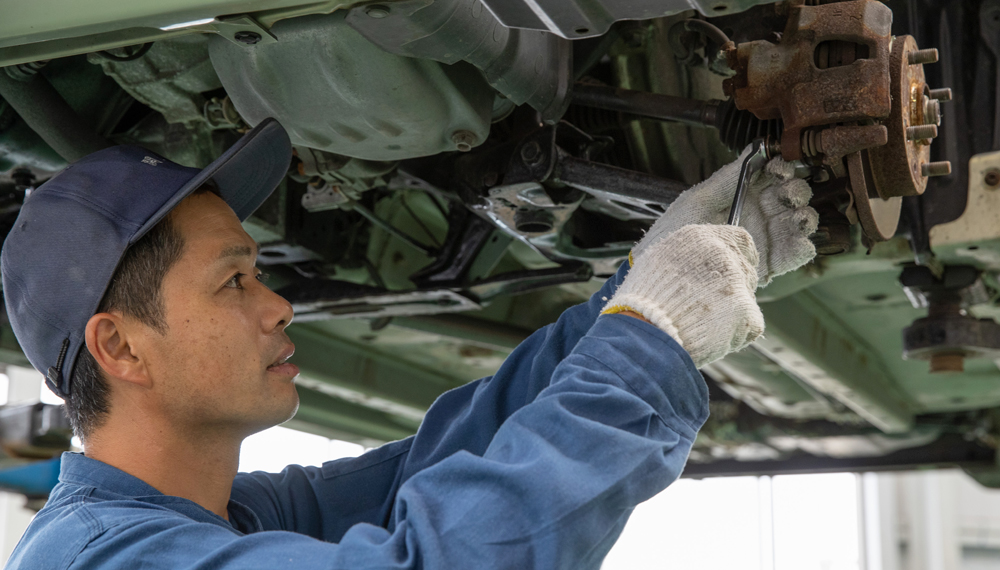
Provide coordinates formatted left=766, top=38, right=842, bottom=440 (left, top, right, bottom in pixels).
left=906, top=124, right=938, bottom=141
left=929, top=88, right=953, bottom=101
left=908, top=48, right=939, bottom=65
left=921, top=161, right=952, bottom=177
left=930, top=352, right=964, bottom=373
left=234, top=31, right=262, bottom=45
left=985, top=169, right=1000, bottom=187
left=451, top=130, right=477, bottom=152
left=520, top=141, right=542, bottom=164
left=365, top=5, right=390, bottom=18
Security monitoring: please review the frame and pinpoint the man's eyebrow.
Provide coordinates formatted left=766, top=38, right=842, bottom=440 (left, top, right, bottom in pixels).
left=217, top=244, right=259, bottom=261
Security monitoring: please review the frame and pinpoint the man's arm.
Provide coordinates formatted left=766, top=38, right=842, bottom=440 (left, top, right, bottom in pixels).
left=232, top=145, right=818, bottom=540
left=232, top=261, right=633, bottom=540
left=76, top=313, right=708, bottom=570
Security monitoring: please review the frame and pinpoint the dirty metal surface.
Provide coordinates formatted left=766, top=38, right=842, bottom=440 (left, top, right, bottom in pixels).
left=724, top=0, right=893, bottom=160
left=476, top=182, right=581, bottom=245
left=868, top=35, right=935, bottom=198
left=802, top=124, right=888, bottom=164
left=756, top=287, right=915, bottom=433
left=345, top=0, right=573, bottom=122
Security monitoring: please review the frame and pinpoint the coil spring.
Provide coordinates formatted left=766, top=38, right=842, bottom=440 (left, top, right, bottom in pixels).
left=714, top=98, right=783, bottom=152
left=801, top=128, right=823, bottom=158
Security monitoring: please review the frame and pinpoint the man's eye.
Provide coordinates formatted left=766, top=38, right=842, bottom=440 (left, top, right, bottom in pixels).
left=225, top=273, right=245, bottom=288
left=256, top=271, right=270, bottom=284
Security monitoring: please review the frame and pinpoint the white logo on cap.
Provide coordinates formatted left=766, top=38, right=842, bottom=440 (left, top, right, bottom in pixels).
left=141, top=156, right=163, bottom=166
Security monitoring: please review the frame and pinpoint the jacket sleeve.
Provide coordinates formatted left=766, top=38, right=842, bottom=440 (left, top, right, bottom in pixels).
left=92, top=314, right=708, bottom=570
left=232, top=263, right=636, bottom=540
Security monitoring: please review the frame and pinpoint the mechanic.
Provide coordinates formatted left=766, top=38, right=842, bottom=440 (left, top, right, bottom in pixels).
left=1, top=118, right=816, bottom=569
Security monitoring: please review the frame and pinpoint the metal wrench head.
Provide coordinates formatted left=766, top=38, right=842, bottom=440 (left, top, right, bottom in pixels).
left=727, top=138, right=770, bottom=226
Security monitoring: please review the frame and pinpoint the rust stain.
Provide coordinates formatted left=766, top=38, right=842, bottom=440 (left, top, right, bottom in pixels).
left=723, top=0, right=892, bottom=161
left=868, top=35, right=933, bottom=198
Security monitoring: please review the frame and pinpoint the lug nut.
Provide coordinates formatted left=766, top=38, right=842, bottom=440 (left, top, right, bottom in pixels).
left=906, top=124, right=938, bottom=141
left=921, top=161, right=952, bottom=177
left=908, top=48, right=939, bottom=65
left=929, top=88, right=953, bottom=101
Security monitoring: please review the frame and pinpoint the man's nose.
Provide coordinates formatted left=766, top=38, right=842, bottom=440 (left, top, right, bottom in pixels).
left=262, top=286, right=294, bottom=332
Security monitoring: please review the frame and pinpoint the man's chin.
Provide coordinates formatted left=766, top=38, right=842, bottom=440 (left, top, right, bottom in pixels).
left=268, top=383, right=300, bottom=423
left=241, top=393, right=300, bottom=438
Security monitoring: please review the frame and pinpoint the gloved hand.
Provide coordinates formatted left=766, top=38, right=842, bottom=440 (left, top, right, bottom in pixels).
left=632, top=146, right=819, bottom=287
left=603, top=224, right=765, bottom=368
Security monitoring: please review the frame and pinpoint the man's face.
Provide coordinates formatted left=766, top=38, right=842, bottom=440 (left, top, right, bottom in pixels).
left=136, top=192, right=299, bottom=436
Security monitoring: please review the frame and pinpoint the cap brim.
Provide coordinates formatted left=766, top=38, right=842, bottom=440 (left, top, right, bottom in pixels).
left=132, top=117, right=292, bottom=243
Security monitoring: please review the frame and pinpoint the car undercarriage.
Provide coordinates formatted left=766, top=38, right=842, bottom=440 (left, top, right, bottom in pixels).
left=1, top=0, right=999, bottom=490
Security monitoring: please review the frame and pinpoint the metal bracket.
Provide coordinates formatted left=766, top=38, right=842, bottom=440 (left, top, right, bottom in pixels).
left=206, top=15, right=278, bottom=46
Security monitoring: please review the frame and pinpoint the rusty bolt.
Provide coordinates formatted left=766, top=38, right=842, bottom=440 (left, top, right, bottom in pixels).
left=929, top=88, right=953, bottom=101
left=908, top=48, right=939, bottom=65
left=921, top=161, right=952, bottom=177
left=907, top=124, right=938, bottom=141
left=365, top=5, right=390, bottom=18
left=930, top=352, right=964, bottom=373
left=984, top=169, right=1000, bottom=188
left=234, top=31, right=262, bottom=45
left=451, top=130, right=477, bottom=152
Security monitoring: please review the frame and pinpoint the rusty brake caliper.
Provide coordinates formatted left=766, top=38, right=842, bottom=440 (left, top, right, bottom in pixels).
left=723, top=0, right=951, bottom=247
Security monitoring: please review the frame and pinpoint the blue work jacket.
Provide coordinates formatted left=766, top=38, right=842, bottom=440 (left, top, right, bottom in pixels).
left=6, top=262, right=709, bottom=569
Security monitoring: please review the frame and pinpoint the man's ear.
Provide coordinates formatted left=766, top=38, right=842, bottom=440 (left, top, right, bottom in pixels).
left=84, top=313, right=152, bottom=389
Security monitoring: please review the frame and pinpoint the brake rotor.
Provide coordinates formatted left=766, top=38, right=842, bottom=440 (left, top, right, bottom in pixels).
left=846, top=150, right=902, bottom=242
left=867, top=35, right=937, bottom=198
left=845, top=34, right=951, bottom=242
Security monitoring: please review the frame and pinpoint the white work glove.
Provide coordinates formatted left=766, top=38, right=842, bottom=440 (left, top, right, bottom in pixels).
left=603, top=224, right=765, bottom=368
left=633, top=146, right=819, bottom=287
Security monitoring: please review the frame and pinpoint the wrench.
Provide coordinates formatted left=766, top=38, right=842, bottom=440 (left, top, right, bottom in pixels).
left=727, top=138, right=771, bottom=226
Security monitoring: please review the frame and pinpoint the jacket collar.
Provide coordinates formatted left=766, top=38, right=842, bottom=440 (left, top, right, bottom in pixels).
left=57, top=452, right=263, bottom=534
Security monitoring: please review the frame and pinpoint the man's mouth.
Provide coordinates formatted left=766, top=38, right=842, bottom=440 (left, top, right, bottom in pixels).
left=267, top=345, right=299, bottom=377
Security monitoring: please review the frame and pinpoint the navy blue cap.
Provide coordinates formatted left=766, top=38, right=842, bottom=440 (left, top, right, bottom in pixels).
left=1, top=118, right=292, bottom=399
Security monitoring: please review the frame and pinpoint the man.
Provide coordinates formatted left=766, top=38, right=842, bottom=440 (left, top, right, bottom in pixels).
left=2, top=118, right=816, bottom=568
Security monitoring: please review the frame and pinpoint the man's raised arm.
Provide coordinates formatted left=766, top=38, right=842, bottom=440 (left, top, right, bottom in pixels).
left=232, top=149, right=818, bottom=542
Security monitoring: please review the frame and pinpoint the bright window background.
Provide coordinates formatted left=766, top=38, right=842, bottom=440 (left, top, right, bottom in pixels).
left=602, top=473, right=861, bottom=570
left=239, top=426, right=365, bottom=473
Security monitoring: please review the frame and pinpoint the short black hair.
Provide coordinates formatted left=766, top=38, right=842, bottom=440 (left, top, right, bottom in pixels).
left=67, top=183, right=218, bottom=440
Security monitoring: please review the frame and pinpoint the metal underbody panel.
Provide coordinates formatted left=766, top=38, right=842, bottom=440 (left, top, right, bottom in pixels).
left=0, top=0, right=999, bottom=483
left=210, top=12, right=497, bottom=160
